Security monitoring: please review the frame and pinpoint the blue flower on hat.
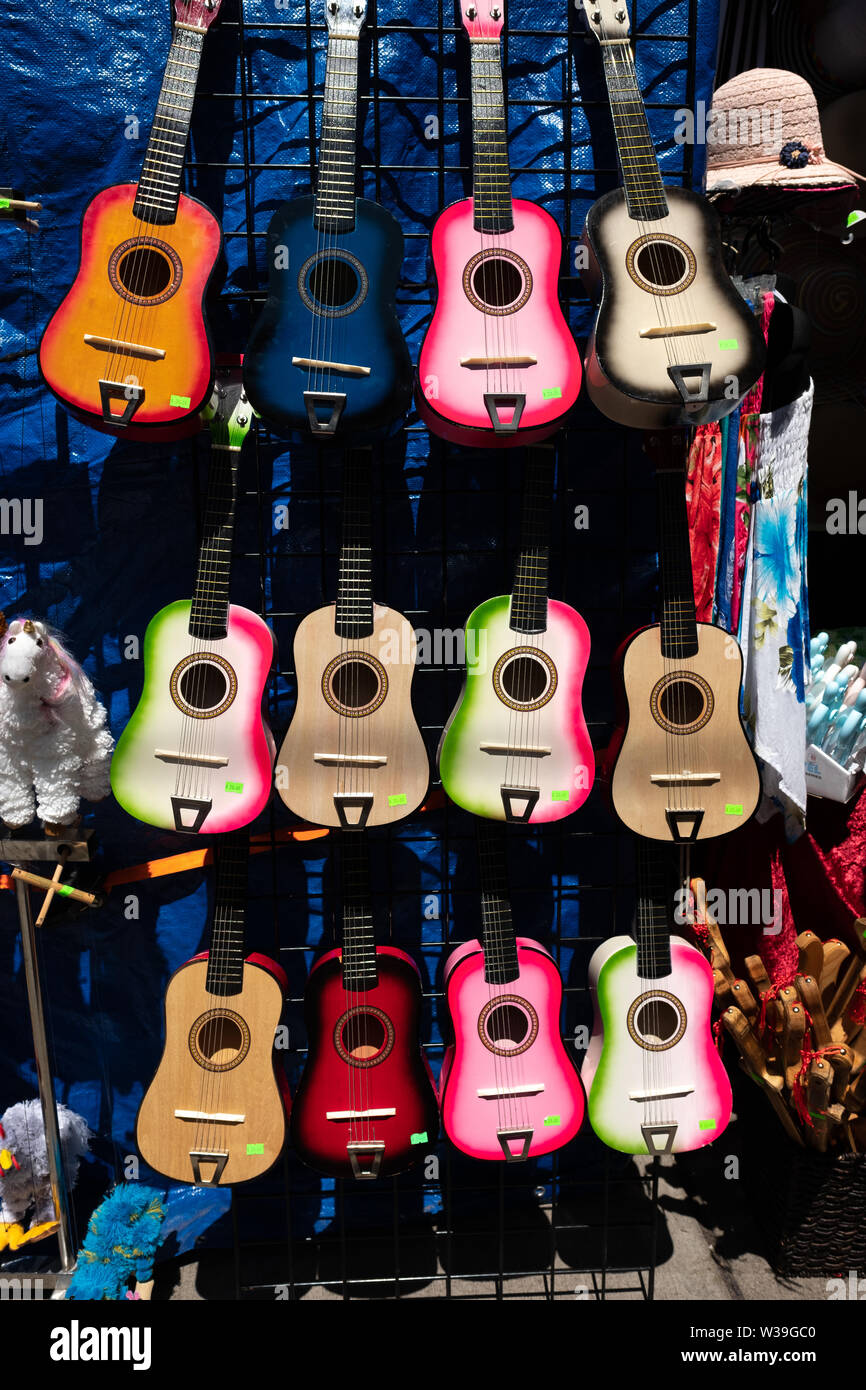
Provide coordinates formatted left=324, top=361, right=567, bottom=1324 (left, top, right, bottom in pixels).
left=780, top=140, right=811, bottom=170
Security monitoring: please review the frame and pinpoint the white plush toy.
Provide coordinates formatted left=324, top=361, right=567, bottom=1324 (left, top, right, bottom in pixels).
left=0, top=1100, right=93, bottom=1249
left=0, top=615, right=114, bottom=831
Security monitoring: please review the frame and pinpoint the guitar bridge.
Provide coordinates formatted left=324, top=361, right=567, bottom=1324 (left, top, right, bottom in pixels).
left=98, top=378, right=144, bottom=427
left=496, top=1127, right=533, bottom=1162
left=188, top=1150, right=229, bottom=1185
left=304, top=390, right=347, bottom=435
left=484, top=393, right=525, bottom=434
left=347, top=1140, right=385, bottom=1180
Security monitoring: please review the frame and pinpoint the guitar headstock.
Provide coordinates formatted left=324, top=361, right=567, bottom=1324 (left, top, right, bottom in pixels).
left=325, top=0, right=368, bottom=39
left=460, top=0, right=505, bottom=42
left=173, top=0, right=223, bottom=31
left=201, top=360, right=254, bottom=451
left=578, top=0, right=631, bottom=43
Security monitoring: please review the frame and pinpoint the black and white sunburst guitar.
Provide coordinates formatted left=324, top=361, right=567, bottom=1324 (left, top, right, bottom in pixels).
left=578, top=0, right=766, bottom=428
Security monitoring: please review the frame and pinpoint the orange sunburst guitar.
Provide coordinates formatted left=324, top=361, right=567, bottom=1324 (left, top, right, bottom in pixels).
left=136, top=832, right=289, bottom=1187
left=38, top=0, right=223, bottom=440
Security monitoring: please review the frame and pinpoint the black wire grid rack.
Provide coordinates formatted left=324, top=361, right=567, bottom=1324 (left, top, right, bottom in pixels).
left=162, top=0, right=707, bottom=1299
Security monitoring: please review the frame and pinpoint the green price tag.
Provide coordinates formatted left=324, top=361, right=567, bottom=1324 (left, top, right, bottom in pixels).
left=57, top=884, right=74, bottom=897
left=225, top=781, right=244, bottom=793
left=542, top=387, right=562, bottom=400
left=551, top=790, right=569, bottom=802
left=543, top=1115, right=561, bottom=1126
left=246, top=1143, right=264, bottom=1156
left=698, top=1119, right=717, bottom=1131
left=388, top=793, right=407, bottom=807
left=170, top=394, right=191, bottom=408
left=410, top=1132, right=428, bottom=1145
left=719, top=339, right=739, bottom=351
left=0, top=199, right=10, bottom=210
left=848, top=211, right=866, bottom=228
left=724, top=803, right=743, bottom=815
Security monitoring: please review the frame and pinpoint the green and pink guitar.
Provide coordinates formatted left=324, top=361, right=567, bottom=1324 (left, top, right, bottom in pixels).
left=415, top=0, right=581, bottom=446
left=111, top=362, right=276, bottom=833
left=582, top=839, right=732, bottom=1155
left=438, top=447, right=593, bottom=823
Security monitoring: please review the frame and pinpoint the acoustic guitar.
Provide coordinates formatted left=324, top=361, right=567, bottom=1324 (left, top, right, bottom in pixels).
left=415, top=0, right=582, bottom=447
left=582, top=838, right=732, bottom=1155
left=275, top=447, right=428, bottom=829
left=608, top=431, right=760, bottom=842
left=243, top=0, right=412, bottom=439
left=439, top=822, right=584, bottom=1162
left=578, top=0, right=766, bottom=428
left=438, top=445, right=594, bottom=823
left=111, top=363, right=276, bottom=834
left=290, top=831, right=439, bottom=1180
left=38, top=0, right=223, bottom=439
left=137, top=832, right=288, bottom=1186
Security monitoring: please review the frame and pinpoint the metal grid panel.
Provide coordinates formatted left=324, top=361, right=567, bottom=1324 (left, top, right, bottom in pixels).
left=180, top=0, right=706, bottom=1300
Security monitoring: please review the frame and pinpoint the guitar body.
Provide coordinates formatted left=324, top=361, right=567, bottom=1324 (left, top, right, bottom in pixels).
left=439, top=937, right=584, bottom=1161
left=610, top=622, right=760, bottom=841
left=111, top=600, right=276, bottom=834
left=438, top=595, right=594, bottom=823
left=291, top=946, right=439, bottom=1179
left=416, top=198, right=581, bottom=446
left=38, top=185, right=220, bottom=438
left=276, top=602, right=428, bottom=828
left=582, top=186, right=766, bottom=428
left=136, top=952, right=288, bottom=1186
left=582, top=935, right=732, bottom=1154
left=243, top=196, right=412, bottom=439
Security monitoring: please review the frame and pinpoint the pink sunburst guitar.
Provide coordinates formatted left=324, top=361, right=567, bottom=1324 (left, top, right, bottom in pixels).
left=439, top=822, right=585, bottom=1161
left=415, top=0, right=582, bottom=446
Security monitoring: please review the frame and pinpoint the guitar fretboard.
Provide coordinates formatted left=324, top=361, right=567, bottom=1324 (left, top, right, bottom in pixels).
left=205, top=830, right=249, bottom=996
left=634, top=837, right=674, bottom=979
left=340, top=832, right=378, bottom=991
left=601, top=40, right=668, bottom=222
left=134, top=27, right=205, bottom=225
left=478, top=821, right=519, bottom=986
left=335, top=448, right=374, bottom=639
left=470, top=40, right=514, bottom=234
left=189, top=448, right=239, bottom=642
left=314, top=35, right=359, bottom=233
left=656, top=456, right=698, bottom=659
left=510, top=446, right=555, bottom=634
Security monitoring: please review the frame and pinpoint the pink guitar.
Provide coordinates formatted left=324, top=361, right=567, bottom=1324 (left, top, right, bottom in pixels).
left=439, top=823, right=585, bottom=1161
left=415, top=1, right=582, bottom=447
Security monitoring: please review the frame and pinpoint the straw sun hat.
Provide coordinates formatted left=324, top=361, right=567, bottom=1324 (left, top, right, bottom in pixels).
left=706, top=68, right=863, bottom=195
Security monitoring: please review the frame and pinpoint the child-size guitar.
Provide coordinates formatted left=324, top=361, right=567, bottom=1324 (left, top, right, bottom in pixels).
left=137, top=832, right=289, bottom=1186
left=111, top=363, right=276, bottom=834
left=582, top=838, right=732, bottom=1155
left=438, top=445, right=594, bottom=823
left=608, top=431, right=760, bottom=842
left=243, top=0, right=412, bottom=439
left=578, top=0, right=765, bottom=428
left=291, top=831, right=439, bottom=1180
left=415, top=0, right=582, bottom=447
left=39, top=0, right=223, bottom=439
left=275, top=447, right=428, bottom=829
left=439, top=821, right=584, bottom=1161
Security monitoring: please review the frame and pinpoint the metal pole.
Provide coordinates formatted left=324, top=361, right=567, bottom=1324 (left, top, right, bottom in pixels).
left=14, top=877, right=74, bottom=1271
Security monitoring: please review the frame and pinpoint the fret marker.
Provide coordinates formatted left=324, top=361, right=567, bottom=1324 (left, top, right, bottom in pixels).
left=542, top=387, right=562, bottom=400
left=388, top=793, right=407, bottom=806
left=551, top=790, right=569, bottom=801
left=246, top=1143, right=265, bottom=1155
left=225, top=781, right=244, bottom=793
left=724, top=803, right=743, bottom=815
left=170, top=393, right=191, bottom=407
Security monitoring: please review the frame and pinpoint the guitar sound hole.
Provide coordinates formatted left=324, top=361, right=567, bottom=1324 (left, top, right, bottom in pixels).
left=179, top=662, right=228, bottom=712
left=341, top=1011, right=387, bottom=1061
left=635, top=999, right=680, bottom=1045
left=658, top=679, right=706, bottom=727
left=196, top=1016, right=244, bottom=1066
left=117, top=246, right=173, bottom=299
left=331, top=660, right=380, bottom=710
left=500, top=655, right=548, bottom=705
left=485, top=1002, right=530, bottom=1050
left=308, top=257, right=360, bottom=307
left=635, top=241, right=687, bottom=287
left=471, top=257, right=523, bottom=308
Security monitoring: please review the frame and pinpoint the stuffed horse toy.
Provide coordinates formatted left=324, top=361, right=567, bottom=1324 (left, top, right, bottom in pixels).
left=0, top=614, right=114, bottom=831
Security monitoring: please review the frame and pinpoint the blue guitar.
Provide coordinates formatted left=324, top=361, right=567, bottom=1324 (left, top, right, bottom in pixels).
left=243, top=0, right=412, bottom=440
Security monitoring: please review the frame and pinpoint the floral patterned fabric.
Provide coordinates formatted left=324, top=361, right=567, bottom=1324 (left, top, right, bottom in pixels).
left=686, top=424, right=722, bottom=622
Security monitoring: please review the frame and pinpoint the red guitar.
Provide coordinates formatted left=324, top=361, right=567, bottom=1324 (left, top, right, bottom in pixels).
left=290, top=832, right=439, bottom=1180
left=38, top=0, right=222, bottom=439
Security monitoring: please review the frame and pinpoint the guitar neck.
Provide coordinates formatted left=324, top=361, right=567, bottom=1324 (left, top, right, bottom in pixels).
left=314, top=31, right=360, bottom=233
left=335, top=448, right=374, bottom=639
left=634, top=838, right=673, bottom=978
left=600, top=40, right=668, bottom=222
left=339, top=832, right=378, bottom=991
left=469, top=36, right=513, bottom=234
left=189, top=445, right=240, bottom=641
left=205, top=831, right=249, bottom=996
left=477, top=821, right=519, bottom=985
left=510, top=446, right=554, bottom=634
left=656, top=457, right=698, bottom=659
left=134, top=24, right=206, bottom=225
